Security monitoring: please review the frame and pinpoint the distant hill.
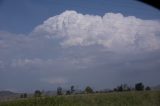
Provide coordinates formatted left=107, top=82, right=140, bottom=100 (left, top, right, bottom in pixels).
left=0, top=91, right=20, bottom=101
left=152, top=85, right=160, bottom=90
left=0, top=91, right=16, bottom=96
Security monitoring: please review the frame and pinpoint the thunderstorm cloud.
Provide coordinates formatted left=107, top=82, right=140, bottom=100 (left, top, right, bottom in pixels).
left=33, top=10, right=160, bottom=52
left=0, top=10, right=160, bottom=91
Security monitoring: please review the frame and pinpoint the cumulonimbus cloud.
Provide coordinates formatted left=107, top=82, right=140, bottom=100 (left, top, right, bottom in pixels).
left=33, top=10, right=160, bottom=52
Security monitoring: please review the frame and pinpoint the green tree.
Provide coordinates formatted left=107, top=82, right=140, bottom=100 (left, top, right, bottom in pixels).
left=20, top=94, right=23, bottom=98
left=71, top=85, right=75, bottom=94
left=117, top=85, right=123, bottom=91
left=135, top=82, right=144, bottom=91
left=85, top=86, right=93, bottom=93
left=57, top=87, right=62, bottom=95
left=34, top=90, right=41, bottom=97
left=116, top=84, right=131, bottom=92
left=145, top=86, right=151, bottom=91
left=23, top=93, right=27, bottom=98
left=66, top=90, right=71, bottom=95
left=20, top=93, right=27, bottom=98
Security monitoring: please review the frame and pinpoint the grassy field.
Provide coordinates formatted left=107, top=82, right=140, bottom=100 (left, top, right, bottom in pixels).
left=0, top=91, right=160, bottom=106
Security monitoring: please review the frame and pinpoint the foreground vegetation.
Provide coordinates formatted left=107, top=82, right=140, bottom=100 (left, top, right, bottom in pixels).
left=0, top=91, right=160, bottom=106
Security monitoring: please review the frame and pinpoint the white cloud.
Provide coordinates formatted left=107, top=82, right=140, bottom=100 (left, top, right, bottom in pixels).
left=10, top=58, right=57, bottom=68
left=0, top=31, right=32, bottom=49
left=33, top=10, right=160, bottom=52
left=11, top=58, right=43, bottom=67
left=10, top=56, right=94, bottom=71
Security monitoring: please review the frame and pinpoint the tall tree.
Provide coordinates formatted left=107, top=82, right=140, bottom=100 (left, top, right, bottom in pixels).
left=57, top=87, right=62, bottom=95
left=71, top=85, right=75, bottom=94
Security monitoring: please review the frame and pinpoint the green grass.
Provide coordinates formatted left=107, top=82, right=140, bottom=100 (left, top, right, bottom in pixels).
left=0, top=91, right=160, bottom=106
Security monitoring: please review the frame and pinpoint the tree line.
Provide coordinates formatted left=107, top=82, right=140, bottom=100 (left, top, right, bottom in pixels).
left=20, top=82, right=151, bottom=98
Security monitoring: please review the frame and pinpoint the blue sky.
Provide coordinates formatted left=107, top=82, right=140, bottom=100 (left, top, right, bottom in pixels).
left=0, top=0, right=160, bottom=92
left=0, top=0, right=160, bottom=33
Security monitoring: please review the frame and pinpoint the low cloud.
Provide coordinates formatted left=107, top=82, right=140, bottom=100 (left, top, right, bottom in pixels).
left=41, top=77, right=68, bottom=85
left=9, top=56, right=95, bottom=72
left=33, top=10, right=160, bottom=52
left=11, top=58, right=52, bottom=67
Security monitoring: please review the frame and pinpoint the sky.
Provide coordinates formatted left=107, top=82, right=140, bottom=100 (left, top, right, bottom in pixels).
left=0, top=0, right=160, bottom=93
